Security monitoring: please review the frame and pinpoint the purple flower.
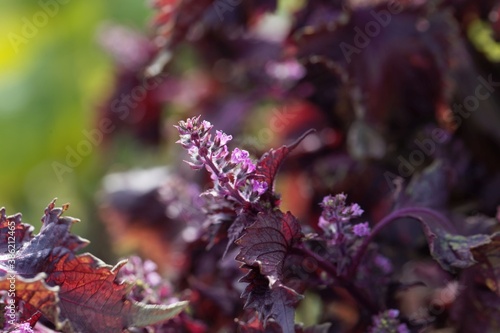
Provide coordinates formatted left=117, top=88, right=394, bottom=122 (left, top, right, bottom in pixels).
left=397, top=324, right=410, bottom=333
left=176, top=116, right=266, bottom=204
left=352, top=222, right=371, bottom=237
left=231, top=148, right=250, bottom=164
left=266, top=59, right=306, bottom=82
left=343, top=203, right=364, bottom=218
left=201, top=120, right=212, bottom=129
left=251, top=179, right=268, bottom=195
left=214, top=144, right=229, bottom=159
left=318, top=194, right=365, bottom=237
left=187, top=146, right=198, bottom=158
left=318, top=194, right=369, bottom=247
left=321, top=193, right=346, bottom=208
left=317, top=216, right=329, bottom=231
left=118, top=256, right=173, bottom=303
left=245, top=161, right=256, bottom=173
left=374, top=254, right=393, bottom=274
left=387, top=309, right=400, bottom=319
left=320, top=193, right=364, bottom=223
left=215, top=130, right=232, bottom=146
left=175, top=115, right=213, bottom=137
left=232, top=147, right=257, bottom=172
left=5, top=323, right=34, bottom=333
left=369, top=309, right=409, bottom=333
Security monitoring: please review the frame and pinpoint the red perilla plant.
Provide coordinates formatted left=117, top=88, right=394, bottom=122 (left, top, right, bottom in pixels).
left=3, top=0, right=500, bottom=332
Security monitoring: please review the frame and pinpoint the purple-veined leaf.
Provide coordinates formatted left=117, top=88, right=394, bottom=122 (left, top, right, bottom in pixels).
left=236, top=210, right=302, bottom=281
left=0, top=201, right=188, bottom=332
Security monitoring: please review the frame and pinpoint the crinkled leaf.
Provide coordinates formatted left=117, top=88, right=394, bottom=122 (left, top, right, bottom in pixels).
left=391, top=161, right=492, bottom=272
left=44, top=254, right=187, bottom=332
left=240, top=266, right=303, bottom=333
left=236, top=210, right=302, bottom=281
left=421, top=221, right=491, bottom=271
left=391, top=208, right=492, bottom=272
left=0, top=208, right=34, bottom=255
left=3, top=201, right=88, bottom=279
left=236, top=313, right=282, bottom=333
left=294, top=5, right=455, bottom=131
left=0, top=273, right=67, bottom=328
left=0, top=201, right=187, bottom=332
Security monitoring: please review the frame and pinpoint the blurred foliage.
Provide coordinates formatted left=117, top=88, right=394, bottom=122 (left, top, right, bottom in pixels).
left=0, top=0, right=154, bottom=260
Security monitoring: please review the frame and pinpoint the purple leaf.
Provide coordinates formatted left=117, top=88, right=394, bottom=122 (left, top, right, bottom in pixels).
left=421, top=221, right=491, bottom=271
left=240, top=266, right=303, bottom=332
left=256, top=129, right=314, bottom=196
left=0, top=208, right=34, bottom=255
left=224, top=211, right=256, bottom=258
left=236, top=210, right=302, bottom=281
left=394, top=205, right=492, bottom=273
left=0, top=201, right=187, bottom=332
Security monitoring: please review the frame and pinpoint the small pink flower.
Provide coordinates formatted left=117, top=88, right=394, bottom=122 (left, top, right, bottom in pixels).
left=251, top=180, right=268, bottom=195
left=352, top=222, right=370, bottom=237
left=215, top=130, right=232, bottom=146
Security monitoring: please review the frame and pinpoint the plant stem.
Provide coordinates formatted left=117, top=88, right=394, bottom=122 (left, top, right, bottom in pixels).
left=347, top=207, right=453, bottom=278
left=297, top=245, right=379, bottom=313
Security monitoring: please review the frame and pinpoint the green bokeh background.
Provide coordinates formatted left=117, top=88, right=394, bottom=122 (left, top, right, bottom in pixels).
left=0, top=0, right=154, bottom=259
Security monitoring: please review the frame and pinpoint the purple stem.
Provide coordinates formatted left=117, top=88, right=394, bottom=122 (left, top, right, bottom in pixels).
left=347, top=206, right=453, bottom=278
left=297, top=245, right=379, bottom=313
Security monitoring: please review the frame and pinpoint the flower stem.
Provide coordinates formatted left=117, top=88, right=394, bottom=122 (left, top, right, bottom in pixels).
left=201, top=148, right=247, bottom=205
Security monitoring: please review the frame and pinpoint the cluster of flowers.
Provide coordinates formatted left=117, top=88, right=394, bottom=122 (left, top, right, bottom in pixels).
left=118, top=256, right=173, bottom=304
left=318, top=193, right=370, bottom=244
left=369, top=309, right=410, bottom=333
left=175, top=116, right=268, bottom=203
left=4, top=322, right=34, bottom=333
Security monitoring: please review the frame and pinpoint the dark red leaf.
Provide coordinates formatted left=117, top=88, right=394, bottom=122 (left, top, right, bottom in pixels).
left=256, top=129, right=314, bottom=195
left=235, top=210, right=302, bottom=281
left=240, top=266, right=303, bottom=333
left=293, top=4, right=455, bottom=143
left=45, top=254, right=186, bottom=333
left=224, top=210, right=256, bottom=258
left=0, top=274, right=74, bottom=331
left=0, top=201, right=187, bottom=332
left=395, top=160, right=452, bottom=210
left=0, top=208, right=34, bottom=255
